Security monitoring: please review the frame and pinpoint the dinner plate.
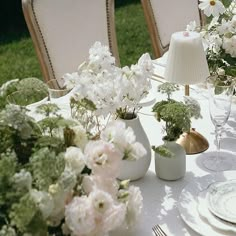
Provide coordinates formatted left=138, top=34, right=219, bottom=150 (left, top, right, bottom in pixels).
left=178, top=171, right=236, bottom=236
left=207, top=180, right=236, bottom=224
left=198, top=188, right=236, bottom=234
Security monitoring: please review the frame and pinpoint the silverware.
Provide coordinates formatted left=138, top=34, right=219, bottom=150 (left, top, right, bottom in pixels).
left=152, top=224, right=167, bottom=236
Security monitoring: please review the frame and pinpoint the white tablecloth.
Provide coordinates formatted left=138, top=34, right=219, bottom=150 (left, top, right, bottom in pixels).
left=28, top=63, right=236, bottom=236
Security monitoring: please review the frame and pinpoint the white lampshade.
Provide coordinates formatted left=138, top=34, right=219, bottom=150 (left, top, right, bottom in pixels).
left=164, top=31, right=209, bottom=85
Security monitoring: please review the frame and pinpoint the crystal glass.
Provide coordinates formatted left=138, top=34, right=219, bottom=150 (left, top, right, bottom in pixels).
left=203, top=75, right=235, bottom=171
left=7, top=89, right=48, bottom=106
left=46, top=79, right=70, bottom=102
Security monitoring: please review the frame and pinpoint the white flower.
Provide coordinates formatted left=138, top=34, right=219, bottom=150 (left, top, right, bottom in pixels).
left=89, top=189, right=126, bottom=233
left=65, top=196, right=95, bottom=235
left=83, top=175, right=119, bottom=198
left=186, top=21, right=197, bottom=31
left=64, top=146, right=85, bottom=175
left=30, top=189, right=54, bottom=219
left=121, top=186, right=143, bottom=228
left=63, top=72, right=79, bottom=89
left=71, top=125, right=88, bottom=150
left=199, top=0, right=225, bottom=17
left=12, top=169, right=32, bottom=190
left=85, top=140, right=123, bottom=178
left=101, top=120, right=147, bottom=161
left=48, top=182, right=73, bottom=226
left=223, top=35, right=236, bottom=57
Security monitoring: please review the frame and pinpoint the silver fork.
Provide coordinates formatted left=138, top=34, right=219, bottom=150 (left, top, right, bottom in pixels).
left=152, top=224, right=167, bottom=236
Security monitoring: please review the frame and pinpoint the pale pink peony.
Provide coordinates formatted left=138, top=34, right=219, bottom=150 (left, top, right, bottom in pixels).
left=84, top=140, right=123, bottom=178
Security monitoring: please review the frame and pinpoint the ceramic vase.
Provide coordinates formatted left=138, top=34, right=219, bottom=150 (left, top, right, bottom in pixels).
left=118, top=114, right=151, bottom=181
left=155, top=141, right=186, bottom=181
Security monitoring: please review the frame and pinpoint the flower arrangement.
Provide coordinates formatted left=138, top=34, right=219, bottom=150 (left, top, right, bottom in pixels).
left=63, top=42, right=153, bottom=132
left=152, top=83, right=202, bottom=156
left=0, top=103, right=144, bottom=236
left=186, top=0, right=236, bottom=76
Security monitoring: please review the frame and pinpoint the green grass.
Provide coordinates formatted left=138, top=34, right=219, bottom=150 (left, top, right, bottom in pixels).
left=0, top=1, right=153, bottom=86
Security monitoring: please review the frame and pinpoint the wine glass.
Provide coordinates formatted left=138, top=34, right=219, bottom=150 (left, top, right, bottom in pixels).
left=203, top=75, right=235, bottom=171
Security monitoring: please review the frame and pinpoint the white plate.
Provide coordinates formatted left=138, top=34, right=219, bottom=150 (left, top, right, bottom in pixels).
left=178, top=171, right=236, bottom=236
left=198, top=188, right=236, bottom=233
left=207, top=180, right=236, bottom=224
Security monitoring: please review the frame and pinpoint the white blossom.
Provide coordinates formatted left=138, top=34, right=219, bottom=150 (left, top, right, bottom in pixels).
left=71, top=125, right=88, bottom=150
left=223, top=35, right=236, bottom=57
left=101, top=120, right=147, bottom=161
left=12, top=169, right=32, bottom=190
left=85, top=140, right=123, bottom=178
left=186, top=21, right=197, bottom=31
left=64, top=146, right=85, bottom=175
left=30, top=189, right=54, bottom=219
left=65, top=196, right=95, bottom=235
left=199, top=0, right=225, bottom=17
left=121, top=186, right=143, bottom=228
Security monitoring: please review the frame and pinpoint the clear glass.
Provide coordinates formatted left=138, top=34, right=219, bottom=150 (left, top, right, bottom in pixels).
left=7, top=89, right=48, bottom=106
left=203, top=75, right=235, bottom=171
left=46, top=79, right=70, bottom=102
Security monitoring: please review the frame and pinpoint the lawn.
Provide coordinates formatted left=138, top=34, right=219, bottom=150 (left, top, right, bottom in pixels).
left=0, top=0, right=153, bottom=86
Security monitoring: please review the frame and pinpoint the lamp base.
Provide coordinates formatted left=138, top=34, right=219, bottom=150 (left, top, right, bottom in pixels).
left=176, top=128, right=209, bottom=155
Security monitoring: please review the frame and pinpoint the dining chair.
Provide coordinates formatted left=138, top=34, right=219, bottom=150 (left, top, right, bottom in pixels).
left=141, top=0, right=205, bottom=58
left=22, top=0, right=120, bottom=89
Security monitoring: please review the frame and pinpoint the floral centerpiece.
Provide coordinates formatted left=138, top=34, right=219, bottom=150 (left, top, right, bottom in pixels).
left=63, top=41, right=153, bottom=133
left=186, top=0, right=236, bottom=76
left=0, top=103, right=144, bottom=236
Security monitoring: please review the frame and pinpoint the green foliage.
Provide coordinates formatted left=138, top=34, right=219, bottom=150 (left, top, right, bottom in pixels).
left=152, top=145, right=174, bottom=158
left=30, top=148, right=65, bottom=191
left=152, top=100, right=191, bottom=141
left=9, top=194, right=47, bottom=235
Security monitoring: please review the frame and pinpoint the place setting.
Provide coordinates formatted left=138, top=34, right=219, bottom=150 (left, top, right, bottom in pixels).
left=178, top=171, right=236, bottom=236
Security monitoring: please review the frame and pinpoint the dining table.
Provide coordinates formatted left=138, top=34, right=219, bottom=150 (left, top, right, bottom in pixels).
left=28, top=55, right=236, bottom=236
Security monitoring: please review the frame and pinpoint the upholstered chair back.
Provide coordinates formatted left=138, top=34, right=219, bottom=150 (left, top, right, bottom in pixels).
left=141, top=0, right=203, bottom=58
left=22, top=0, right=119, bottom=88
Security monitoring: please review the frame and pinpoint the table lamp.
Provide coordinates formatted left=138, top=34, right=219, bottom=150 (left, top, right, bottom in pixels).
left=164, top=31, right=210, bottom=154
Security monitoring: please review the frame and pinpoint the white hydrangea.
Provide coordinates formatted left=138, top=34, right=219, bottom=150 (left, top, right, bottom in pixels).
left=64, top=146, right=85, bottom=175
left=30, top=189, right=54, bottom=219
left=12, top=169, right=32, bottom=190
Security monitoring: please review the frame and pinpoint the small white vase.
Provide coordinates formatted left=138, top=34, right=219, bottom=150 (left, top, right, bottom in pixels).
left=154, top=141, right=186, bottom=181
left=118, top=114, right=151, bottom=181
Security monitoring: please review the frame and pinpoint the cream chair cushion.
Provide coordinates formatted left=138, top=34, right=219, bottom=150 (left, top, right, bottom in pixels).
left=22, top=0, right=118, bottom=87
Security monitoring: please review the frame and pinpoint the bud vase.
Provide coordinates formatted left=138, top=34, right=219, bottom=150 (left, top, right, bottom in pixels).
left=118, top=114, right=151, bottom=181
left=154, top=141, right=186, bottom=181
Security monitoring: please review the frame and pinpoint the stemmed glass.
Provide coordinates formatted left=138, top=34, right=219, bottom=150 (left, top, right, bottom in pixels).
left=203, top=75, right=235, bottom=171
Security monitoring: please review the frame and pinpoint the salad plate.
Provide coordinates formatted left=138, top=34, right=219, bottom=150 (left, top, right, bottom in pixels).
left=178, top=171, right=236, bottom=236
left=207, top=180, right=236, bottom=224
left=198, top=187, right=236, bottom=234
